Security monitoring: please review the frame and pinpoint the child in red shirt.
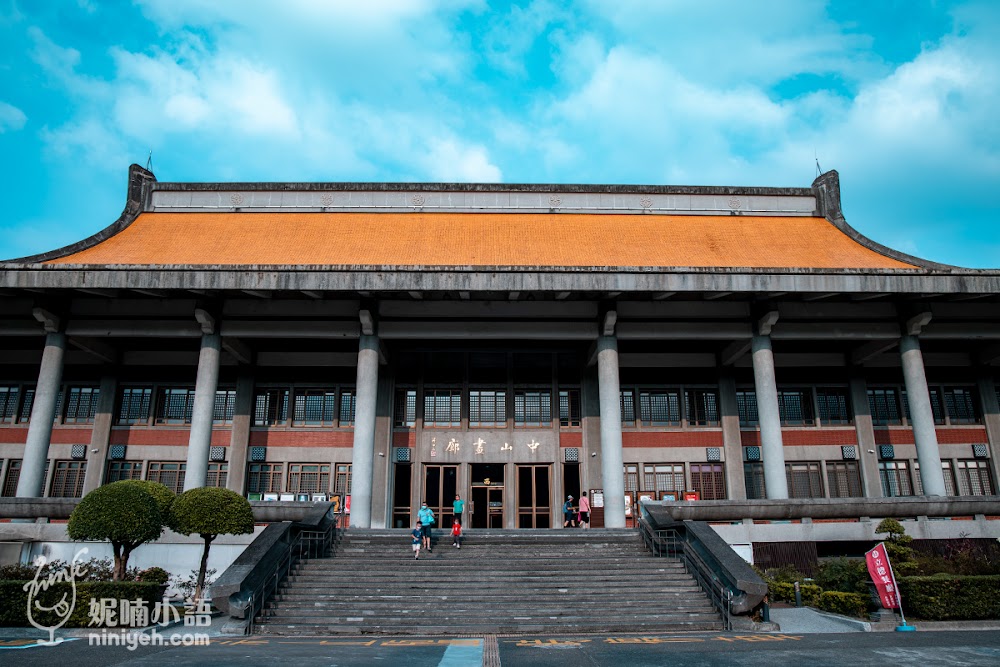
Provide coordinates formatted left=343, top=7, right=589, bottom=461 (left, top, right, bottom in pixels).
left=451, top=520, right=463, bottom=549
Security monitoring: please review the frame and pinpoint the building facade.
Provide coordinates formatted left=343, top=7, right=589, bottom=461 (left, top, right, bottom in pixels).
left=1, top=166, right=999, bottom=530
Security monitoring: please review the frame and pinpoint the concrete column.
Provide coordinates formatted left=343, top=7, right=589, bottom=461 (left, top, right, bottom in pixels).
left=900, top=335, right=946, bottom=496
left=350, top=335, right=380, bottom=528
left=849, top=377, right=884, bottom=498
left=183, top=333, right=221, bottom=491
left=596, top=336, right=626, bottom=528
left=17, top=333, right=66, bottom=497
left=718, top=374, right=747, bottom=500
left=226, top=372, right=255, bottom=495
left=977, top=377, right=1000, bottom=484
left=369, top=373, right=393, bottom=529
left=751, top=335, right=788, bottom=499
left=82, top=375, right=118, bottom=494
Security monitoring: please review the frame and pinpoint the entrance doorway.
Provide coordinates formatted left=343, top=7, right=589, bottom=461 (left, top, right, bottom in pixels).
left=423, top=465, right=457, bottom=524
left=392, top=463, right=412, bottom=528
left=517, top=464, right=551, bottom=528
left=470, top=463, right=505, bottom=528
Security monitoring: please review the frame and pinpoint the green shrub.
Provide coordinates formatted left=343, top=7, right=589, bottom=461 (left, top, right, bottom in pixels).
left=138, top=567, right=170, bottom=585
left=767, top=581, right=822, bottom=606
left=818, top=591, right=868, bottom=618
left=0, top=557, right=138, bottom=583
left=760, top=564, right=809, bottom=584
left=0, top=581, right=164, bottom=627
left=897, top=575, right=1000, bottom=620
left=815, top=558, right=869, bottom=594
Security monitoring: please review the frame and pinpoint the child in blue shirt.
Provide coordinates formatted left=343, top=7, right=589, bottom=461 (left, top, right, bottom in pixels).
left=411, top=521, right=423, bottom=559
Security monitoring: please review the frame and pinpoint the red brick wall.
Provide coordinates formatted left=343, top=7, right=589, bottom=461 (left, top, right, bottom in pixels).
left=559, top=432, right=583, bottom=448
left=741, top=429, right=857, bottom=447
left=393, top=431, right=416, bottom=447
left=248, top=430, right=354, bottom=447
left=622, top=431, right=724, bottom=448
left=0, top=427, right=94, bottom=444
left=110, top=429, right=231, bottom=446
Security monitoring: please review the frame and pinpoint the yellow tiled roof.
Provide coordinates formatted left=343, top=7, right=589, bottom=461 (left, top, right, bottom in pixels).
left=45, top=212, right=916, bottom=269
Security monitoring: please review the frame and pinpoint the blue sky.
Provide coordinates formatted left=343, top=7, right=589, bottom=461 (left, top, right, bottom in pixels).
left=1, top=0, right=998, bottom=268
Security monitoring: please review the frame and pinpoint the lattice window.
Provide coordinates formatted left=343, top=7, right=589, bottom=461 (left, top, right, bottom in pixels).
left=826, top=461, right=863, bottom=498
left=744, top=462, right=766, bottom=499
left=63, top=387, right=100, bottom=424
left=254, top=388, right=289, bottom=426
left=943, top=387, right=979, bottom=424
left=785, top=461, right=824, bottom=498
left=879, top=461, right=913, bottom=497
left=913, top=461, right=957, bottom=496
left=868, top=388, right=902, bottom=426
left=49, top=460, right=87, bottom=498
left=213, top=389, right=237, bottom=425
left=736, top=391, right=759, bottom=426
left=777, top=389, right=814, bottom=426
left=339, top=389, right=356, bottom=426
left=424, top=389, right=462, bottom=428
left=146, top=462, right=186, bottom=494
left=956, top=459, right=995, bottom=496
left=334, top=464, right=352, bottom=495
left=105, top=461, right=143, bottom=483
left=247, top=463, right=283, bottom=494
left=394, top=389, right=417, bottom=427
left=287, top=463, right=330, bottom=494
left=900, top=389, right=945, bottom=425
left=0, top=386, right=19, bottom=424
left=639, top=390, right=681, bottom=426
left=642, top=463, right=684, bottom=493
left=685, top=389, right=719, bottom=426
left=817, top=388, right=851, bottom=425
left=559, top=389, right=581, bottom=428
left=514, top=390, right=551, bottom=427
left=690, top=463, right=726, bottom=500
left=154, top=388, right=195, bottom=425
left=206, top=463, right=229, bottom=488
left=17, top=388, right=62, bottom=424
left=620, top=390, right=636, bottom=427
left=623, top=464, right=639, bottom=493
left=293, top=389, right=338, bottom=427
left=1, top=460, right=21, bottom=496
left=469, top=390, right=507, bottom=427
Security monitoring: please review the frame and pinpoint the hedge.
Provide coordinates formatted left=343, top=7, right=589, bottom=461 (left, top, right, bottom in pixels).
left=0, top=581, right=164, bottom=628
left=767, top=581, right=822, bottom=607
left=897, top=575, right=1000, bottom=621
left=818, top=591, right=868, bottom=618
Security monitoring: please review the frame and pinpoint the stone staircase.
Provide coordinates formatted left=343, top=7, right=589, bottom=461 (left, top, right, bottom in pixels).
left=256, top=528, right=723, bottom=635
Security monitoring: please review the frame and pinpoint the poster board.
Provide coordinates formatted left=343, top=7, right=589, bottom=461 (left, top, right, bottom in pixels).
left=683, top=490, right=700, bottom=501
left=659, top=492, right=676, bottom=502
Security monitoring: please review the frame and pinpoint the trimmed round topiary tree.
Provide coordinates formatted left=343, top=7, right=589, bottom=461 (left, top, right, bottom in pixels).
left=170, top=487, right=254, bottom=600
left=116, top=479, right=175, bottom=519
left=67, top=482, right=164, bottom=580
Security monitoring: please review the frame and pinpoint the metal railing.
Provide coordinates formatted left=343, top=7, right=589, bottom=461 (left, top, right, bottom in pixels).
left=639, top=517, right=734, bottom=631
left=245, top=512, right=340, bottom=634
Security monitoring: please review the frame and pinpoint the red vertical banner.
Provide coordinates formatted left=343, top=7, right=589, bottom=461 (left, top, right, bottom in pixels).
left=866, top=542, right=899, bottom=609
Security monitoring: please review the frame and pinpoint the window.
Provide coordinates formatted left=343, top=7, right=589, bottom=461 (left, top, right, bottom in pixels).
left=105, top=461, right=143, bottom=483
left=777, top=389, right=814, bottom=426
left=424, top=390, right=461, bottom=428
left=206, top=463, right=228, bottom=488
left=942, top=387, right=979, bottom=424
left=1, top=460, right=49, bottom=496
left=394, top=389, right=417, bottom=427
left=867, top=388, right=902, bottom=426
left=469, top=390, right=506, bottom=428
left=901, top=389, right=945, bottom=425
left=559, top=389, right=581, bottom=428
left=639, top=390, right=681, bottom=427
left=785, top=462, right=824, bottom=498
left=64, top=387, right=100, bottom=424
left=0, top=386, right=19, bottom=424
left=339, top=390, right=356, bottom=426
left=736, top=391, right=758, bottom=427
left=334, top=464, right=352, bottom=495
left=17, top=388, right=62, bottom=424
left=146, top=462, right=186, bottom=494
left=49, top=461, right=87, bottom=498
left=293, top=389, right=337, bottom=427
left=690, top=463, right=726, bottom=500
left=254, top=388, right=289, bottom=426
left=623, top=464, right=639, bottom=494
left=744, top=462, right=766, bottom=499
left=514, top=390, right=551, bottom=427
left=685, top=389, right=719, bottom=426
left=154, top=387, right=195, bottom=424
left=620, top=390, right=636, bottom=427
left=287, top=463, right=330, bottom=494
left=879, top=461, right=913, bottom=497
left=817, top=388, right=851, bottom=425
left=913, top=461, right=957, bottom=496
left=826, top=461, right=863, bottom=498
left=956, top=460, right=994, bottom=496
left=642, top=463, right=684, bottom=493
left=213, top=389, right=237, bottom=425
left=247, top=463, right=283, bottom=495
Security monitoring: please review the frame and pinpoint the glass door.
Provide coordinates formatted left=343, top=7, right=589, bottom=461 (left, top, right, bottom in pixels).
left=517, top=464, right=551, bottom=528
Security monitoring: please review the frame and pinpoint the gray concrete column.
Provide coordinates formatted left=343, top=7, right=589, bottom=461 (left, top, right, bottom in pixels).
left=82, top=375, right=118, bottom=494
left=751, top=335, right=788, bottom=499
left=183, top=333, right=222, bottom=491
left=718, top=374, right=746, bottom=500
left=350, top=335, right=380, bottom=528
left=977, top=377, right=1000, bottom=484
left=17, top=332, right=67, bottom=497
left=849, top=377, right=884, bottom=498
left=226, top=372, right=255, bottom=495
left=900, top=335, right=946, bottom=496
left=596, top=336, right=626, bottom=528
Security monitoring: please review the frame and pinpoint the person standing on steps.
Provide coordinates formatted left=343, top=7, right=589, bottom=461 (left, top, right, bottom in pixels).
left=418, top=502, right=435, bottom=552
left=452, top=494, right=465, bottom=526
left=563, top=495, right=576, bottom=528
left=411, top=521, right=423, bottom=559
left=452, top=519, right=463, bottom=549
left=578, top=491, right=591, bottom=529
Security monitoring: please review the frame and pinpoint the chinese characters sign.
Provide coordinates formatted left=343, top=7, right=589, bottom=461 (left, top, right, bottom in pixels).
left=865, top=542, right=899, bottom=609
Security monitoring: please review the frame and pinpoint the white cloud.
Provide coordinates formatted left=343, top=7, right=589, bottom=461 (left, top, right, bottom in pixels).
left=0, top=100, right=26, bottom=132
left=423, top=138, right=502, bottom=182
